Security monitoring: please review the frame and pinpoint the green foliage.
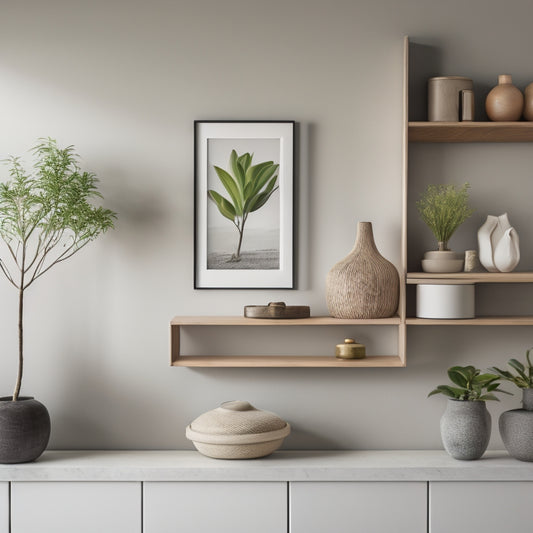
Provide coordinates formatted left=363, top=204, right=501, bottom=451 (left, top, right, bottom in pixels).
left=428, top=365, right=510, bottom=401
left=416, top=183, right=474, bottom=250
left=0, top=138, right=117, bottom=400
left=0, top=138, right=116, bottom=290
left=208, top=150, right=278, bottom=261
left=490, top=348, right=533, bottom=389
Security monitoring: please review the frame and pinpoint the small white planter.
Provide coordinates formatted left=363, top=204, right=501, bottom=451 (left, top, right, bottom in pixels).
left=417, top=284, right=475, bottom=319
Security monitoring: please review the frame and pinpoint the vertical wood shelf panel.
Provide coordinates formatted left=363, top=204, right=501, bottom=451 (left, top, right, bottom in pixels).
left=170, top=316, right=405, bottom=368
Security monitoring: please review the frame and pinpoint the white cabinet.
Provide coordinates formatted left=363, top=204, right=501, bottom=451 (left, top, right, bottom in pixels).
left=430, top=481, right=533, bottom=533
left=144, top=481, right=287, bottom=533
left=290, top=481, right=427, bottom=533
left=0, top=483, right=8, bottom=533
left=11, top=481, right=141, bottom=533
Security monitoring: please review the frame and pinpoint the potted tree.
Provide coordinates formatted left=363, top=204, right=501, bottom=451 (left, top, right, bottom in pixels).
left=0, top=138, right=116, bottom=463
left=490, top=349, right=533, bottom=461
left=417, top=183, right=474, bottom=272
left=429, top=365, right=509, bottom=460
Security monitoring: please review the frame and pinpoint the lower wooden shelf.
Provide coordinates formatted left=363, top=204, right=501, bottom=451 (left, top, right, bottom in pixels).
left=407, top=316, right=533, bottom=326
left=173, top=355, right=404, bottom=368
left=170, top=316, right=406, bottom=368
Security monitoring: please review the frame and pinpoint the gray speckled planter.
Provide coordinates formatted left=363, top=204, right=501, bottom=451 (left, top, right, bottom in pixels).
left=500, top=388, right=533, bottom=462
left=0, top=396, right=51, bottom=464
left=440, top=399, right=491, bottom=461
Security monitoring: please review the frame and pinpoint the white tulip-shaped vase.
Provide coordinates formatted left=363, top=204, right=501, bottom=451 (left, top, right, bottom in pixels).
left=477, top=213, right=520, bottom=273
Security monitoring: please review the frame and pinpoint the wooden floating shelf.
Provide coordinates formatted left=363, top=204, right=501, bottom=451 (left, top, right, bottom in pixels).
left=407, top=272, right=533, bottom=284
left=171, top=316, right=401, bottom=326
left=173, top=355, right=404, bottom=368
left=407, top=316, right=533, bottom=326
left=409, top=122, right=533, bottom=143
left=170, top=316, right=405, bottom=368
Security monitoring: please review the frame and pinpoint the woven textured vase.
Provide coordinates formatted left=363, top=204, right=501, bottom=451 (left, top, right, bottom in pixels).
left=326, top=222, right=399, bottom=319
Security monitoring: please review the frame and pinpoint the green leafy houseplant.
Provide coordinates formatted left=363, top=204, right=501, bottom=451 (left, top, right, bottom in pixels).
left=417, top=183, right=474, bottom=251
left=208, top=149, right=278, bottom=262
left=0, top=138, right=116, bottom=401
left=489, top=348, right=533, bottom=389
left=428, top=365, right=510, bottom=401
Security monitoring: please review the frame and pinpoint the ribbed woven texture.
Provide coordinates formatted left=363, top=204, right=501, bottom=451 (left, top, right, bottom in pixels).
left=190, top=401, right=287, bottom=436
left=326, top=222, right=399, bottom=319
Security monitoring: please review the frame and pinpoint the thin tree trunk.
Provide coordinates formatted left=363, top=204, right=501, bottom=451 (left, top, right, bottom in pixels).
left=13, top=286, right=24, bottom=401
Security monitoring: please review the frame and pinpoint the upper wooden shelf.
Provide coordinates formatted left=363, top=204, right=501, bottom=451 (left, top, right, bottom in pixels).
left=171, top=316, right=401, bottom=326
left=407, top=272, right=533, bottom=284
left=408, top=122, right=533, bottom=143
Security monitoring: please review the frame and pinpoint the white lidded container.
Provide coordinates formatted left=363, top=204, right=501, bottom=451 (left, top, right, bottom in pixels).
left=416, top=283, right=475, bottom=319
left=186, top=400, right=290, bottom=459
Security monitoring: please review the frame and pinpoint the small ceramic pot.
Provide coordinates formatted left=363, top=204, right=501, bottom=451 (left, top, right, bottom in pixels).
left=523, top=82, right=533, bottom=121
left=499, top=388, right=533, bottom=462
left=440, top=399, right=491, bottom=460
left=421, top=250, right=464, bottom=273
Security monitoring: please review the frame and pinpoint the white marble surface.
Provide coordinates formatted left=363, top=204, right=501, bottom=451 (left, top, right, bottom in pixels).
left=1, top=450, right=533, bottom=482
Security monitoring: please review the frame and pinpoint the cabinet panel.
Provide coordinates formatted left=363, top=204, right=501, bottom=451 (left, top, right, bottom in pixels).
left=430, top=481, right=533, bottom=533
left=11, top=481, right=141, bottom=533
left=0, top=483, right=8, bottom=533
left=144, top=481, right=287, bottom=533
left=290, top=481, right=427, bottom=533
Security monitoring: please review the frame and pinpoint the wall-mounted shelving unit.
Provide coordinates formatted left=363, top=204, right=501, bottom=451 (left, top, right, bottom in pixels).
left=403, top=36, right=533, bottom=329
left=170, top=316, right=405, bottom=368
left=170, top=37, right=533, bottom=369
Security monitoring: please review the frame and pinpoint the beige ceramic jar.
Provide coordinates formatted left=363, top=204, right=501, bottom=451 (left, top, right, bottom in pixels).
left=523, top=82, right=533, bottom=121
left=485, top=75, right=524, bottom=121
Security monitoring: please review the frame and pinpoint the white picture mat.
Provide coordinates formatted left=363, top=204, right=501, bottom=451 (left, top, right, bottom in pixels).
left=195, top=122, right=293, bottom=288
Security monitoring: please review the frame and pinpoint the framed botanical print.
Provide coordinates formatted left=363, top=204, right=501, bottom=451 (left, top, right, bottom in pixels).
left=194, top=121, right=294, bottom=289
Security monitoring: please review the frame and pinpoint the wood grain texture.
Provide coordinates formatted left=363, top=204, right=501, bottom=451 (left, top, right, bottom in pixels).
left=172, top=355, right=405, bottom=367
left=407, top=272, right=533, bottom=284
left=409, top=121, right=533, bottom=142
left=171, top=316, right=401, bottom=326
left=407, top=316, right=533, bottom=325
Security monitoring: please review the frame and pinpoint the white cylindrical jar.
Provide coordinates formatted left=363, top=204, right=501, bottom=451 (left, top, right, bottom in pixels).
left=416, top=284, right=475, bottom=319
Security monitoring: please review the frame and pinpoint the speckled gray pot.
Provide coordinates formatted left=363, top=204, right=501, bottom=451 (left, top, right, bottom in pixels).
left=499, top=388, right=533, bottom=462
left=0, top=396, right=51, bottom=464
left=440, top=399, right=491, bottom=460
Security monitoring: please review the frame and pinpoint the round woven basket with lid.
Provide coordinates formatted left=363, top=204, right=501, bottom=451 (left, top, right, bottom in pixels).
left=186, top=400, right=290, bottom=459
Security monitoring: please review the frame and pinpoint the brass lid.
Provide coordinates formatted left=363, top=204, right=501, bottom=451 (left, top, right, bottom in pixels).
left=335, top=338, right=366, bottom=359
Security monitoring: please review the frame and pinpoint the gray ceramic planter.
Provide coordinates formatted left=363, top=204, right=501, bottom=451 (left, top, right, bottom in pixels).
left=499, top=388, right=533, bottom=462
left=0, top=396, right=51, bottom=464
left=440, top=399, right=491, bottom=460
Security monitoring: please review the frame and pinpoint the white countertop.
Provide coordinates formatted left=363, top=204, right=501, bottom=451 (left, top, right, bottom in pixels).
left=0, top=450, right=532, bottom=482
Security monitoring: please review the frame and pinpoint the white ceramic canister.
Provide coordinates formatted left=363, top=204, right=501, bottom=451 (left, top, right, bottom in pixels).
left=416, top=283, right=475, bottom=319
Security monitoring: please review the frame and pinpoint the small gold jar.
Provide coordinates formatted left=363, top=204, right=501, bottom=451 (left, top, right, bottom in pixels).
left=335, top=338, right=366, bottom=359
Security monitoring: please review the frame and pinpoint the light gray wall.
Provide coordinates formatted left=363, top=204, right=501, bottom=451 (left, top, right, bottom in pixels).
left=1, top=0, right=533, bottom=450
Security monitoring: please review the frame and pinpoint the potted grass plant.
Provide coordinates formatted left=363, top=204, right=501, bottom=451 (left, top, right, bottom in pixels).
left=490, top=348, right=533, bottom=461
left=417, top=183, right=474, bottom=272
left=429, top=365, right=509, bottom=460
left=0, top=138, right=116, bottom=463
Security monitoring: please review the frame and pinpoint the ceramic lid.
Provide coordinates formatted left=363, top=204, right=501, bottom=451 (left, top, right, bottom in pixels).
left=186, top=400, right=290, bottom=445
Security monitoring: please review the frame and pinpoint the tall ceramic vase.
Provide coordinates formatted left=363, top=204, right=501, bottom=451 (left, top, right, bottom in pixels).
left=326, top=222, right=399, bottom=319
left=440, top=399, right=491, bottom=460
left=499, top=388, right=533, bottom=462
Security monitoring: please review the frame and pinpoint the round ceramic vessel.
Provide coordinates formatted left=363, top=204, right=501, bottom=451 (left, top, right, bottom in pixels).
left=417, top=284, right=475, bottom=319
left=186, top=400, right=290, bottom=460
left=499, top=389, right=533, bottom=462
left=421, top=250, right=464, bottom=273
left=0, top=397, right=51, bottom=464
left=440, top=399, right=491, bottom=460
left=486, top=74, right=524, bottom=122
